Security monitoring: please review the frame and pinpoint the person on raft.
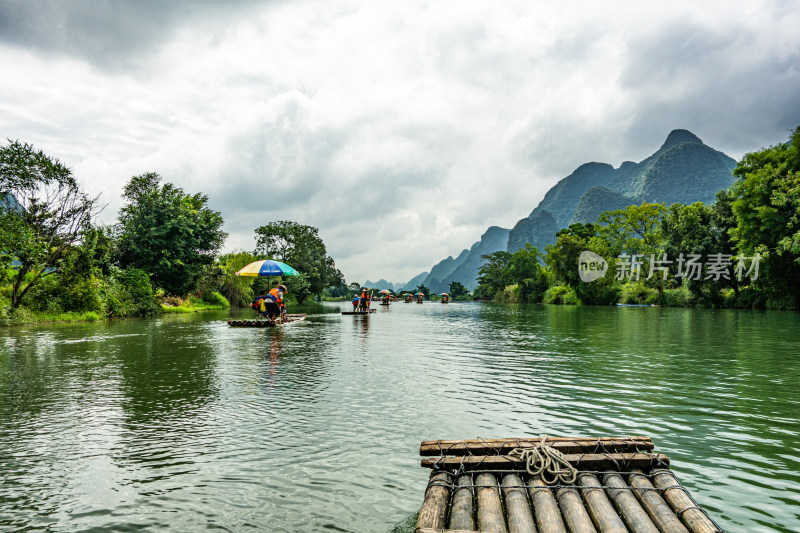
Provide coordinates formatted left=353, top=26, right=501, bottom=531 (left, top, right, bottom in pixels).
left=251, top=290, right=269, bottom=316
left=266, top=283, right=288, bottom=321
left=352, top=294, right=359, bottom=311
left=358, top=288, right=370, bottom=312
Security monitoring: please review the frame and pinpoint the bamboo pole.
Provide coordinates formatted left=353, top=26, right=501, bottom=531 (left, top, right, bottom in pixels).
left=449, top=474, right=476, bottom=531
left=420, top=437, right=653, bottom=456
left=416, top=471, right=453, bottom=531
left=527, top=476, right=567, bottom=533
left=628, top=470, right=689, bottom=533
left=577, top=473, right=627, bottom=533
left=556, top=486, right=597, bottom=533
left=417, top=530, right=479, bottom=533
left=476, top=473, right=508, bottom=533
left=421, top=453, right=669, bottom=471
left=501, top=473, right=537, bottom=533
left=650, top=470, right=722, bottom=533
left=602, top=472, right=659, bottom=533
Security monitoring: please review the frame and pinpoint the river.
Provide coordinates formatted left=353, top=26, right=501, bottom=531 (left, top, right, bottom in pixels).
left=1, top=302, right=798, bottom=532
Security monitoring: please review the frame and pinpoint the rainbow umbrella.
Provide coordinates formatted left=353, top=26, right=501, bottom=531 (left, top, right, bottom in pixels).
left=236, top=259, right=299, bottom=277
left=379, top=289, right=392, bottom=295
left=440, top=293, right=449, bottom=296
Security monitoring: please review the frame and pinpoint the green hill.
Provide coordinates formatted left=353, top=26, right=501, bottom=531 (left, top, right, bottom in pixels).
left=401, top=129, right=737, bottom=291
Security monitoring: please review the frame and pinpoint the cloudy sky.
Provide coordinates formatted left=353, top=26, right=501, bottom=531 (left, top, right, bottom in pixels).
left=2, top=0, right=799, bottom=284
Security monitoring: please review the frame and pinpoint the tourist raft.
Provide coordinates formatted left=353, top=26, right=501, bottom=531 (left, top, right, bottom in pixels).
left=415, top=436, right=722, bottom=533
left=341, top=309, right=376, bottom=315
left=227, top=314, right=307, bottom=327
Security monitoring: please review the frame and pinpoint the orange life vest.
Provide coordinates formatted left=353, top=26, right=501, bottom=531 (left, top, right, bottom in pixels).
left=268, top=287, right=282, bottom=304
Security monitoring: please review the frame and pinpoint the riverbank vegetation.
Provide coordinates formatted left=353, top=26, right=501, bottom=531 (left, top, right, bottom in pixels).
left=475, top=126, right=800, bottom=309
left=0, top=141, right=343, bottom=326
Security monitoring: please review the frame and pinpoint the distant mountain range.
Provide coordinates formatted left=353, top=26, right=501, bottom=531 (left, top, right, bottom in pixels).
left=388, top=129, right=737, bottom=293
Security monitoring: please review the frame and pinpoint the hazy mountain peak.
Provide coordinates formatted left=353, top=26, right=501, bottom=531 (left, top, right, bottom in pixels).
left=661, top=129, right=703, bottom=150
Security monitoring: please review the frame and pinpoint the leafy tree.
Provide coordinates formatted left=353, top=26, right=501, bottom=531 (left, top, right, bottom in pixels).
left=506, top=244, right=549, bottom=302
left=285, top=272, right=312, bottom=304
left=326, top=282, right=350, bottom=299
left=116, top=172, right=227, bottom=295
left=658, top=200, right=738, bottom=305
left=597, top=203, right=668, bottom=295
left=415, top=284, right=430, bottom=299
left=254, top=221, right=343, bottom=296
left=474, top=251, right=512, bottom=300
left=216, top=251, right=259, bottom=308
left=0, top=140, right=99, bottom=309
left=730, top=126, right=800, bottom=307
left=546, top=223, right=596, bottom=286
left=597, top=203, right=666, bottom=257
left=449, top=280, right=468, bottom=299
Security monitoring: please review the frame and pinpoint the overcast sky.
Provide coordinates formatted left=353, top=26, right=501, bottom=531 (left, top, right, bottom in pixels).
left=2, top=0, right=799, bottom=284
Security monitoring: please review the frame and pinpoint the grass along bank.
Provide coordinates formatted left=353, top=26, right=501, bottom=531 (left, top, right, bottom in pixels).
left=160, top=292, right=231, bottom=313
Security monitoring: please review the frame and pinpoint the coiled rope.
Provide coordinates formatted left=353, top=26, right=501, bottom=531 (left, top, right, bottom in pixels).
left=508, top=435, right=578, bottom=485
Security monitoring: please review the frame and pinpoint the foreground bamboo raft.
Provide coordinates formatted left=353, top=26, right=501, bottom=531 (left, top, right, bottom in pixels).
left=227, top=314, right=307, bottom=327
left=415, top=436, right=722, bottom=533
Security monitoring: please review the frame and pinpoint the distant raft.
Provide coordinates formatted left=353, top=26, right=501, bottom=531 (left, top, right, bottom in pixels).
left=227, top=314, right=307, bottom=327
left=341, top=309, right=376, bottom=315
left=415, top=435, right=723, bottom=533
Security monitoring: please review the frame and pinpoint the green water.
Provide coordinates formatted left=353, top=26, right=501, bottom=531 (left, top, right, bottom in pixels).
left=1, top=303, right=798, bottom=532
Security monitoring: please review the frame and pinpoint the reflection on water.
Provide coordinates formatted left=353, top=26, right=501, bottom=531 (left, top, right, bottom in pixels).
left=1, top=304, right=799, bottom=532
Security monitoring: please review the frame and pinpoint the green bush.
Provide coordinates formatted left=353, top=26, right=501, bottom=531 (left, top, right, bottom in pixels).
left=543, top=284, right=581, bottom=305
left=201, top=290, right=230, bottom=308
left=519, top=277, right=549, bottom=303
left=60, top=276, right=103, bottom=313
left=23, top=275, right=62, bottom=312
left=113, top=268, right=160, bottom=317
left=729, top=286, right=767, bottom=309
left=4, top=306, right=35, bottom=325
left=661, top=286, right=693, bottom=307
left=619, top=282, right=659, bottom=304
left=496, top=284, right=521, bottom=303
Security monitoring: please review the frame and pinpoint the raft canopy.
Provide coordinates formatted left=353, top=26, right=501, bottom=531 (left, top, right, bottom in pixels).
left=415, top=436, right=722, bottom=533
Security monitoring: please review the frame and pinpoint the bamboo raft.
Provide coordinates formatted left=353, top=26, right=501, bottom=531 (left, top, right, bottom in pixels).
left=415, top=436, right=722, bottom=533
left=227, top=314, right=307, bottom=327
left=341, top=309, right=376, bottom=315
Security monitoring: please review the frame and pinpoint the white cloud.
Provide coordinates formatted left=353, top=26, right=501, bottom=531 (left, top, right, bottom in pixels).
left=1, top=0, right=799, bottom=283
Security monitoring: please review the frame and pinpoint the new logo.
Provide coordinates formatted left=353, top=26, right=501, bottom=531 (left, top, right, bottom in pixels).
left=578, top=251, right=608, bottom=283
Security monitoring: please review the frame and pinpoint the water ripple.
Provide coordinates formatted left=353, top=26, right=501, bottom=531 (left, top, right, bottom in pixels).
left=1, top=304, right=799, bottom=532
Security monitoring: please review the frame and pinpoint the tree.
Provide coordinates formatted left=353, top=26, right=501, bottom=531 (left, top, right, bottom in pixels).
left=254, top=221, right=342, bottom=296
left=546, top=223, right=597, bottom=286
left=474, top=251, right=512, bottom=300
left=449, top=280, right=468, bottom=299
left=215, top=251, right=258, bottom=308
left=285, top=272, right=312, bottom=304
left=730, top=126, right=800, bottom=307
left=658, top=200, right=738, bottom=304
left=506, top=244, right=549, bottom=303
left=597, top=203, right=668, bottom=295
left=415, top=284, right=430, bottom=299
left=597, top=203, right=666, bottom=257
left=116, top=172, right=227, bottom=296
left=0, top=140, right=99, bottom=309
left=545, top=223, right=619, bottom=305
